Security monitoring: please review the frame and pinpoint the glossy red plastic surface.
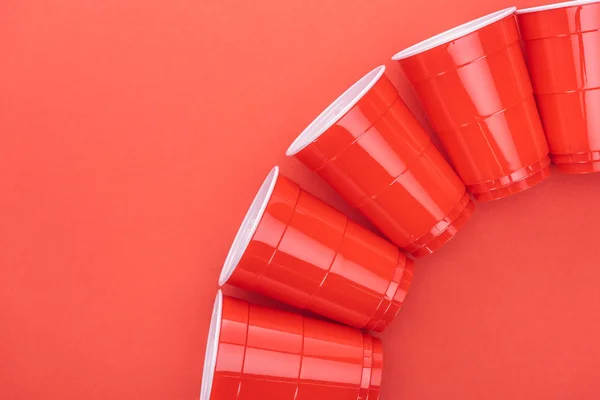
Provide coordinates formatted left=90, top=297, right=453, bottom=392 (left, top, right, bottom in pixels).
left=223, top=167, right=414, bottom=332
left=209, top=294, right=249, bottom=400
left=207, top=292, right=382, bottom=400
left=290, top=69, right=474, bottom=256
left=518, top=1, right=600, bottom=174
left=395, top=10, right=550, bottom=201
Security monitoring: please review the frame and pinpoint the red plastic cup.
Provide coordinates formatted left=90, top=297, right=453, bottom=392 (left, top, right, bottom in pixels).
left=392, top=7, right=550, bottom=201
left=286, top=66, right=474, bottom=257
left=220, top=166, right=414, bottom=332
left=200, top=291, right=383, bottom=400
left=517, top=0, right=600, bottom=174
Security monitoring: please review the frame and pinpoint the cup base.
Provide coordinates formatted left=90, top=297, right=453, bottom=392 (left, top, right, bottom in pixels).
left=556, top=161, right=600, bottom=174
left=364, top=258, right=415, bottom=332
left=552, top=152, right=600, bottom=174
left=470, top=156, right=551, bottom=202
left=406, top=191, right=475, bottom=258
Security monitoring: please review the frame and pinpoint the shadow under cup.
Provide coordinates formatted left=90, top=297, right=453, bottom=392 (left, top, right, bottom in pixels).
left=518, top=0, right=600, bottom=174
left=393, top=7, right=550, bottom=201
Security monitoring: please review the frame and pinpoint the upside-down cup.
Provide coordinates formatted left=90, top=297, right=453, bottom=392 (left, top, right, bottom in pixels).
left=518, top=0, right=600, bottom=174
left=393, top=7, right=550, bottom=201
left=200, top=291, right=383, bottom=400
left=220, top=166, right=414, bottom=332
left=286, top=66, right=474, bottom=257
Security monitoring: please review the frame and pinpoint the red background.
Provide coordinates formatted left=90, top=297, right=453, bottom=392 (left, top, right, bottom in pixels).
left=2, top=1, right=600, bottom=399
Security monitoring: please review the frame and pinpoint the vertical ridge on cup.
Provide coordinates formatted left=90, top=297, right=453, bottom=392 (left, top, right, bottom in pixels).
left=370, top=337, right=384, bottom=399
left=287, top=66, right=473, bottom=255
left=220, top=167, right=414, bottom=332
left=364, top=257, right=414, bottom=332
left=240, top=298, right=304, bottom=398
left=297, top=317, right=367, bottom=399
left=393, top=7, right=551, bottom=201
left=358, top=334, right=373, bottom=400
left=517, top=0, right=600, bottom=174
left=373, top=258, right=415, bottom=332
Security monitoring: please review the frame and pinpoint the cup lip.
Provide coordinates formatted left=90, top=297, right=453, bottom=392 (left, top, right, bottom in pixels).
left=517, top=0, right=600, bottom=14
left=219, top=166, right=279, bottom=286
left=200, top=290, right=224, bottom=400
left=285, top=65, right=386, bottom=157
left=391, top=7, right=517, bottom=61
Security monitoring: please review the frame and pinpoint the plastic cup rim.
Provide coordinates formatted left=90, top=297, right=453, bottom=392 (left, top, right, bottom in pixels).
left=391, top=7, right=517, bottom=61
left=200, top=290, right=223, bottom=400
left=517, top=0, right=600, bottom=14
left=285, top=65, right=386, bottom=157
left=219, top=166, right=279, bottom=286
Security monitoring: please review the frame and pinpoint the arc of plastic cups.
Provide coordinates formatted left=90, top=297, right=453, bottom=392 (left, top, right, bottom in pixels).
left=200, top=291, right=383, bottom=400
left=220, top=166, right=414, bottom=332
left=286, top=66, right=474, bottom=257
left=517, top=0, right=600, bottom=174
left=392, top=7, right=551, bottom=201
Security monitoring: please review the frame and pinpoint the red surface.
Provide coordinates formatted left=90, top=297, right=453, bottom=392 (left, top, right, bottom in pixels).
left=395, top=10, right=550, bottom=201
left=224, top=168, right=413, bottom=331
left=211, top=292, right=382, bottom=400
left=518, top=1, right=600, bottom=174
left=3, top=1, right=600, bottom=399
left=293, top=70, right=474, bottom=256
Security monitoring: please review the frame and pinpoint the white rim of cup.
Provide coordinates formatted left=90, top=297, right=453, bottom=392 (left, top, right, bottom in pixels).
left=391, top=7, right=517, bottom=61
left=219, top=166, right=279, bottom=286
left=200, top=290, right=223, bottom=400
left=286, top=65, right=386, bottom=156
left=517, top=0, right=600, bottom=14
